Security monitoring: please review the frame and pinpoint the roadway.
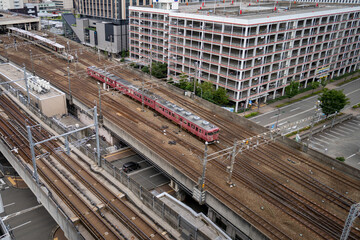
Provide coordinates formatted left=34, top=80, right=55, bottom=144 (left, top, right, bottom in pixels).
left=251, top=78, right=360, bottom=128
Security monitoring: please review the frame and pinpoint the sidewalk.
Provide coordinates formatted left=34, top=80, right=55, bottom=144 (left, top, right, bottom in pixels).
left=238, top=77, right=360, bottom=117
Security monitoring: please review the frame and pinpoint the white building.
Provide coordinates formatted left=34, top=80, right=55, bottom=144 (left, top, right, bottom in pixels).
left=0, top=0, right=24, bottom=10
left=129, top=1, right=360, bottom=111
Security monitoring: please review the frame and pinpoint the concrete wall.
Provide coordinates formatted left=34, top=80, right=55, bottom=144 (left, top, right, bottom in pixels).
left=39, top=94, right=67, bottom=117
left=207, top=194, right=268, bottom=240
left=0, top=143, right=81, bottom=240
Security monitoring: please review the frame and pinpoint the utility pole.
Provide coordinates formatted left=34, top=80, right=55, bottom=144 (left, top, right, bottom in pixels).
left=199, top=142, right=208, bottom=192
left=23, top=64, right=30, bottom=106
left=141, top=78, right=145, bottom=112
left=341, top=203, right=360, bottom=240
left=97, top=82, right=103, bottom=122
left=67, top=66, right=72, bottom=104
left=227, top=139, right=238, bottom=187
left=94, top=106, right=101, bottom=167
left=26, top=125, right=39, bottom=184
left=30, top=50, right=34, bottom=74
left=193, top=62, right=198, bottom=98
left=331, top=111, right=338, bottom=128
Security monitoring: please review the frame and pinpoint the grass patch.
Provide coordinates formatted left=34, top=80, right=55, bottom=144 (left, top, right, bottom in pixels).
left=285, top=126, right=311, bottom=137
left=276, top=90, right=322, bottom=108
left=336, top=76, right=359, bottom=86
left=352, top=103, right=360, bottom=109
left=244, top=112, right=259, bottom=118
left=336, top=157, right=345, bottom=162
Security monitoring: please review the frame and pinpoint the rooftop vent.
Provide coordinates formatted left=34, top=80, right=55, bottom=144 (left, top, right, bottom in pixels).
left=202, top=121, right=209, bottom=125
left=193, top=116, right=200, bottom=120
left=185, top=112, right=192, bottom=116
left=176, top=107, right=184, bottom=112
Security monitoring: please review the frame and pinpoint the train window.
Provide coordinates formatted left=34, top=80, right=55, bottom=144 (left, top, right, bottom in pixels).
left=169, top=111, right=171, bottom=115
left=188, top=123, right=190, bottom=127
left=180, top=118, right=182, bottom=122
left=165, top=109, right=168, bottom=113
left=175, top=115, right=179, bottom=119
left=183, top=120, right=187, bottom=124
left=172, top=113, right=175, bottom=117
left=199, top=129, right=202, bottom=133
left=192, top=125, right=195, bottom=129
left=196, top=127, right=198, bottom=131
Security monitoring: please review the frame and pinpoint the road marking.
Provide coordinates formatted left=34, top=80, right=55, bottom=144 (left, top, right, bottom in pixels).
left=265, top=106, right=315, bottom=127
left=290, top=107, right=300, bottom=112
left=315, top=134, right=334, bottom=141
left=313, top=137, right=329, bottom=145
left=4, top=202, right=15, bottom=208
left=332, top=128, right=352, bottom=135
left=345, top=88, right=360, bottom=96
left=310, top=139, right=325, bottom=148
left=339, top=125, right=359, bottom=131
left=150, top=173, right=162, bottom=178
left=10, top=221, right=31, bottom=231
left=346, top=153, right=357, bottom=160
left=7, top=177, right=16, bottom=186
left=347, top=122, right=360, bottom=127
left=322, top=132, right=339, bottom=139
left=2, top=204, right=43, bottom=221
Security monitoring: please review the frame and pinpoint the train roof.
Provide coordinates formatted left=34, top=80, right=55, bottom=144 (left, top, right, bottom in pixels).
left=157, top=98, right=218, bottom=131
left=87, top=66, right=218, bottom=131
left=8, top=27, right=64, bottom=49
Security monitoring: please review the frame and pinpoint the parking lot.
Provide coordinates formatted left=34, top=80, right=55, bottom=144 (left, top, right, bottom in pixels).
left=105, top=148, right=170, bottom=191
left=0, top=176, right=58, bottom=240
left=308, top=116, right=360, bottom=169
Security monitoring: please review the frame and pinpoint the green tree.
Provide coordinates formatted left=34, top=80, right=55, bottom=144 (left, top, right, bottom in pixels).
left=213, top=87, right=229, bottom=105
left=151, top=62, right=168, bottom=78
left=199, top=82, right=214, bottom=101
left=141, top=66, right=150, bottom=74
left=318, top=89, right=350, bottom=116
left=285, top=81, right=300, bottom=98
left=311, top=81, right=320, bottom=94
left=320, top=76, right=328, bottom=88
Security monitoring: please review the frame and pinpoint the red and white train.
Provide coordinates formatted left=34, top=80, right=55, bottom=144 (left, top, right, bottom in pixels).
left=87, top=66, right=220, bottom=142
left=8, top=27, right=73, bottom=61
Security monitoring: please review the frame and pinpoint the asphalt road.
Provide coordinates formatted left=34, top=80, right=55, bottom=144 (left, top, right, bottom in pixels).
left=251, top=79, right=360, bottom=128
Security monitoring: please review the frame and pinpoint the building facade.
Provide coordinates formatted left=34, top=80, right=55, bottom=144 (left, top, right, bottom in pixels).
left=72, top=0, right=151, bottom=54
left=129, top=3, right=360, bottom=111
left=0, top=0, right=24, bottom=10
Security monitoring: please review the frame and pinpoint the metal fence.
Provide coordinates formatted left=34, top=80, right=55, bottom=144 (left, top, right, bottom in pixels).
left=103, top=159, right=211, bottom=240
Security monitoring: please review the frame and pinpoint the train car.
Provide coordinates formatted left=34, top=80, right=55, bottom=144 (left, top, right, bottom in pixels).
left=7, top=27, right=72, bottom=61
left=87, top=66, right=220, bottom=142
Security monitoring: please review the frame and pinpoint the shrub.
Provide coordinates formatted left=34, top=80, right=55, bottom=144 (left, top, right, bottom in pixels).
left=336, top=157, right=345, bottom=162
left=244, top=112, right=259, bottom=118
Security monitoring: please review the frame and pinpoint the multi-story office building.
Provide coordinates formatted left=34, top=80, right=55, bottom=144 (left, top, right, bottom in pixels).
left=71, top=0, right=151, bottom=54
left=0, top=0, right=24, bottom=10
left=129, top=1, right=360, bottom=111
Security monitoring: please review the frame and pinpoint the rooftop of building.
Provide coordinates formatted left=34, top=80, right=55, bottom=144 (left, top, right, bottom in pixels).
left=0, top=10, right=39, bottom=26
left=130, top=1, right=360, bottom=24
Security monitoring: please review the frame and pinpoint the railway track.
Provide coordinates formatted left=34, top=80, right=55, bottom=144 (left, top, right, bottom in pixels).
left=0, top=95, right=168, bottom=239
left=2, top=34, right=360, bottom=239
left=0, top=99, right=122, bottom=239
